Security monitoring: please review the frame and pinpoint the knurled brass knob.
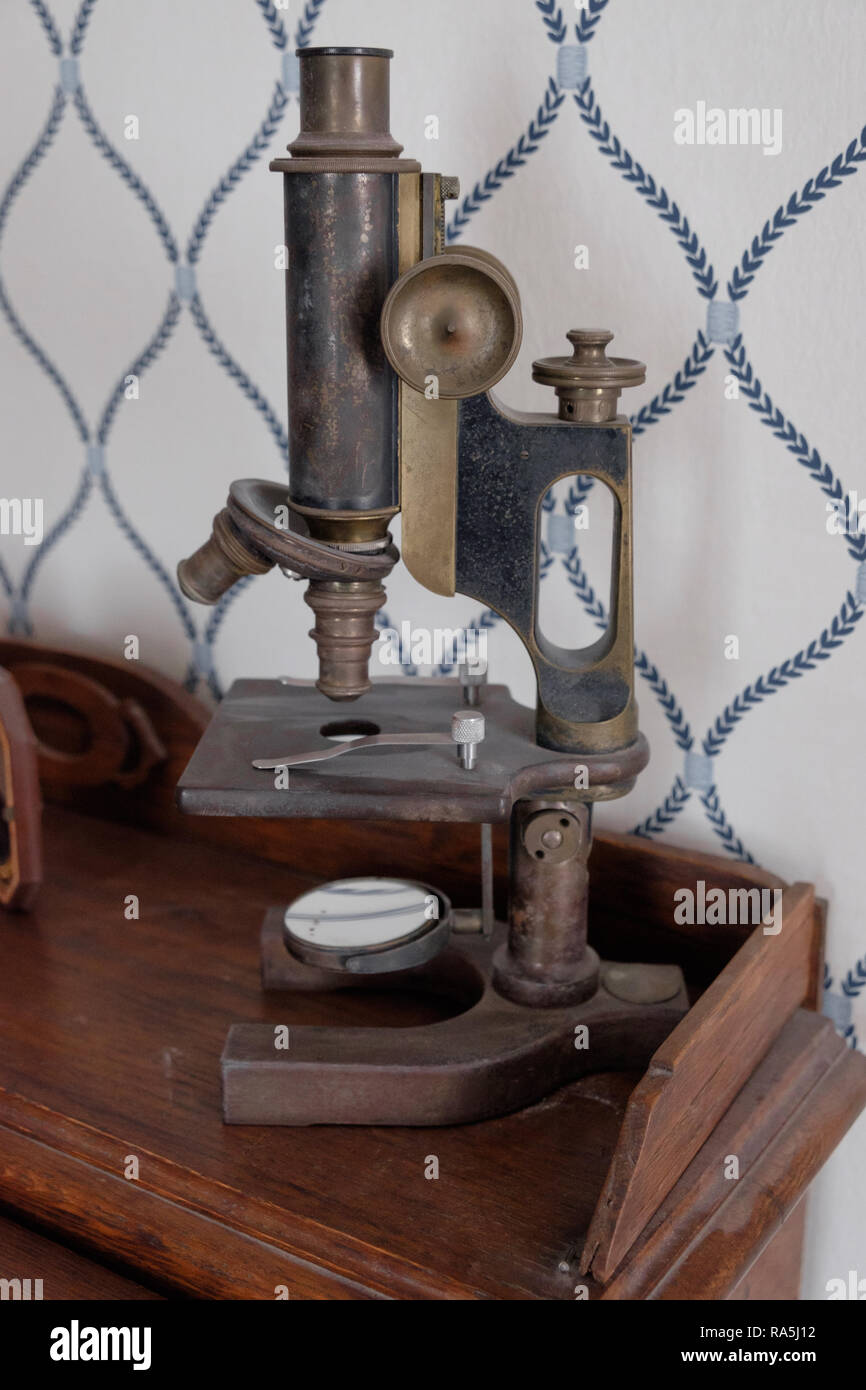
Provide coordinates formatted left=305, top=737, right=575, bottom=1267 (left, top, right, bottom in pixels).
left=532, top=329, right=645, bottom=423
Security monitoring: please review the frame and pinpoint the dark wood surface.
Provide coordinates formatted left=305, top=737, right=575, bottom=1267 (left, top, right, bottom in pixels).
left=594, top=1010, right=866, bottom=1298
left=582, top=880, right=820, bottom=1281
left=0, top=1212, right=162, bottom=1300
left=0, top=638, right=511, bottom=913
left=0, top=804, right=860, bottom=1299
left=0, top=805, right=632, bottom=1299
left=0, top=639, right=863, bottom=1300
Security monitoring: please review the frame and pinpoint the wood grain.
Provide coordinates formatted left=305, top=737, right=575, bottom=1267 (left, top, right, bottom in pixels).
left=0, top=806, right=630, bottom=1299
left=727, top=1203, right=806, bottom=1302
left=595, top=1010, right=866, bottom=1298
left=581, top=881, right=820, bottom=1282
left=0, top=1212, right=162, bottom=1300
left=0, top=638, right=862, bottom=1300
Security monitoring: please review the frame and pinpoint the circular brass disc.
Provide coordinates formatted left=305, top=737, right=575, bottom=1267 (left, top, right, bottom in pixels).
left=451, top=244, right=520, bottom=300
left=522, top=808, right=583, bottom=865
left=381, top=251, right=523, bottom=399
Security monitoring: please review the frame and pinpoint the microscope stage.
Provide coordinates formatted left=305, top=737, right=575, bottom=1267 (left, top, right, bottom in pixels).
left=177, top=677, right=647, bottom=824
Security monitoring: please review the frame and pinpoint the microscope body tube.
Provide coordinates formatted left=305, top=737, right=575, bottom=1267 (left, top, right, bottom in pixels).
left=271, top=47, right=420, bottom=697
left=282, top=171, right=399, bottom=517
left=178, top=50, right=440, bottom=699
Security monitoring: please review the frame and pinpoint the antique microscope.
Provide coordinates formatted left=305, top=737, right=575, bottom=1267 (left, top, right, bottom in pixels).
left=177, top=46, right=687, bottom=1126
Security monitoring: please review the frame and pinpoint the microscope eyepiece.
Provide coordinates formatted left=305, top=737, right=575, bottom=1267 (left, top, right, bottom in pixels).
left=297, top=47, right=394, bottom=58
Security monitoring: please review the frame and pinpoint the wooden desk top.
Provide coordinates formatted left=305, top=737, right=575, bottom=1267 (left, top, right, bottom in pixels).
left=0, top=1213, right=162, bottom=1301
left=0, top=806, right=634, bottom=1300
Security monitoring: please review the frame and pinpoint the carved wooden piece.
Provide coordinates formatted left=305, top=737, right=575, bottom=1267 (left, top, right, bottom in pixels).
left=0, top=667, right=42, bottom=910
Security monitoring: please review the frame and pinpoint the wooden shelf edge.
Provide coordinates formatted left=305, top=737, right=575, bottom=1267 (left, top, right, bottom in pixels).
left=599, top=1011, right=866, bottom=1299
left=582, top=881, right=823, bottom=1281
left=0, top=1089, right=488, bottom=1302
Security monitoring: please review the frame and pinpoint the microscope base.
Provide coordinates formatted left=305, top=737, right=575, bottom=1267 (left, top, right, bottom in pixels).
left=220, top=908, right=688, bottom=1126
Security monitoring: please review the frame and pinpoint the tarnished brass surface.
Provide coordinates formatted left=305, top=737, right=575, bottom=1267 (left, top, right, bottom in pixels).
left=288, top=47, right=403, bottom=159
left=178, top=483, right=397, bottom=596
left=290, top=503, right=397, bottom=546
left=397, top=172, right=421, bottom=273
left=493, top=798, right=598, bottom=1008
left=452, top=244, right=520, bottom=299
left=381, top=250, right=523, bottom=399
left=394, top=173, right=460, bottom=597
left=270, top=156, right=422, bottom=174
left=272, top=48, right=420, bottom=173
left=303, top=579, right=387, bottom=702
left=399, top=387, right=457, bottom=596
left=535, top=693, right=641, bottom=756
left=532, top=329, right=645, bottom=423
left=419, top=172, right=456, bottom=258
left=177, top=508, right=273, bottom=606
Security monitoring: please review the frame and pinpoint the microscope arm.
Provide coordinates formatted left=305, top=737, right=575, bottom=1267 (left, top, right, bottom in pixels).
left=454, top=391, right=637, bottom=755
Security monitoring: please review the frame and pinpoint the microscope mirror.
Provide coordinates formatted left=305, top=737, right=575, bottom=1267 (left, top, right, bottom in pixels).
left=282, top=877, right=452, bottom=974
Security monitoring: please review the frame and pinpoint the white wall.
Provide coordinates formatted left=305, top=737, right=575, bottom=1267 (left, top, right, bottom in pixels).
left=1, top=0, right=864, bottom=1297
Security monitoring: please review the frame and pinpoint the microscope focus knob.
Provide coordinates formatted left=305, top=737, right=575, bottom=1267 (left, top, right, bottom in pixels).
left=380, top=248, right=522, bottom=398
left=451, top=710, right=485, bottom=771
left=532, top=329, right=645, bottom=423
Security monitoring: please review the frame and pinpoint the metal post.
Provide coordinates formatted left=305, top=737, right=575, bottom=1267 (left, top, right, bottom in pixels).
left=493, top=798, right=599, bottom=1007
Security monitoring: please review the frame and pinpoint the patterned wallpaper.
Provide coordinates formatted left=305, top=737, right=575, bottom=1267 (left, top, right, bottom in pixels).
left=1, top=0, right=864, bottom=1295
